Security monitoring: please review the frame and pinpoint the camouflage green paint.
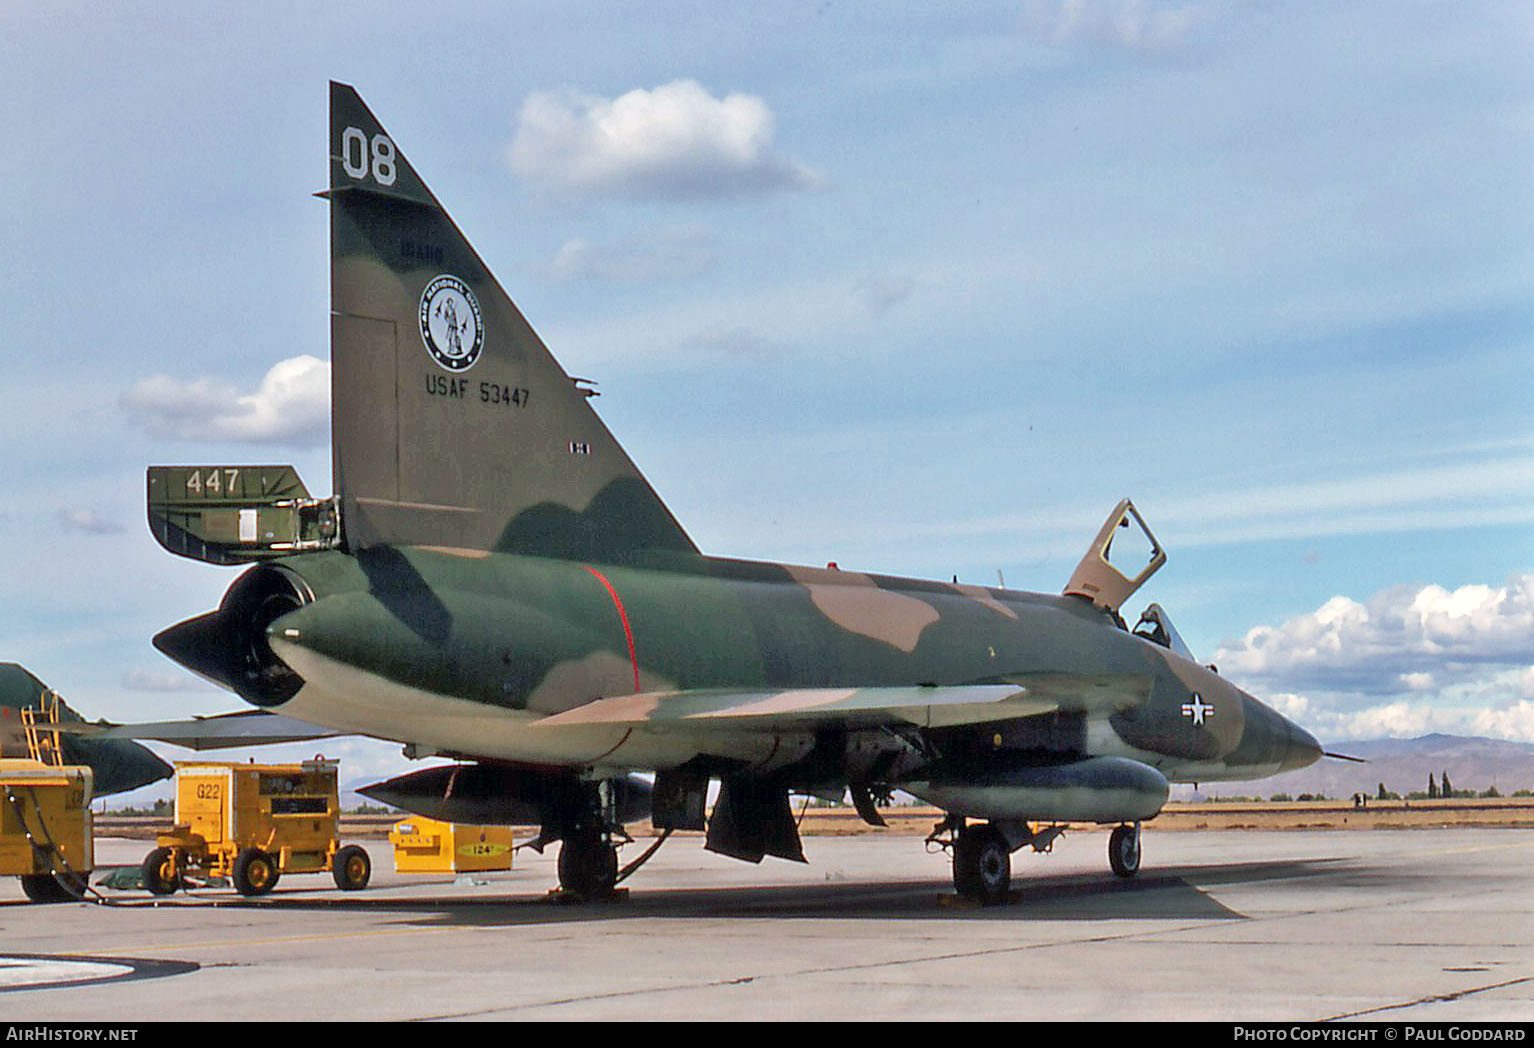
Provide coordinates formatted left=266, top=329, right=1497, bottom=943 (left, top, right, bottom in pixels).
left=147, top=84, right=1322, bottom=846
left=196, top=542, right=1316, bottom=781
left=328, top=83, right=694, bottom=560
left=0, top=664, right=172, bottom=796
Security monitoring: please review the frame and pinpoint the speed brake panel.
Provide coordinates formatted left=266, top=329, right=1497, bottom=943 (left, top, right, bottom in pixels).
left=147, top=465, right=338, bottom=565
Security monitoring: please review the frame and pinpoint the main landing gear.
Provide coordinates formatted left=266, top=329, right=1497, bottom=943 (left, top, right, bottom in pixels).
left=552, top=823, right=676, bottom=900
left=931, top=817, right=1143, bottom=905
left=556, top=826, right=620, bottom=898
left=546, top=779, right=674, bottom=901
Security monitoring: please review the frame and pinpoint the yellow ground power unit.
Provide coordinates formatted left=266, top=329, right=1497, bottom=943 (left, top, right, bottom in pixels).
left=389, top=817, right=514, bottom=875
left=0, top=758, right=93, bottom=903
left=142, top=759, right=370, bottom=896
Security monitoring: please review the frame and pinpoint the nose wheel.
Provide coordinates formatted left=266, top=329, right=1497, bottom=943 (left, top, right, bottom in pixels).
left=1108, top=822, right=1141, bottom=878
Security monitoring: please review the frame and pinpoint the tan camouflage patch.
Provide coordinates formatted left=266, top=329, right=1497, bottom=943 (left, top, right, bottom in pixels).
left=535, top=688, right=862, bottom=727
left=700, top=688, right=859, bottom=719
left=533, top=691, right=664, bottom=725
left=951, top=583, right=1019, bottom=620
left=525, top=651, right=676, bottom=716
left=535, top=684, right=1051, bottom=731
left=415, top=546, right=492, bottom=559
left=784, top=565, right=940, bottom=653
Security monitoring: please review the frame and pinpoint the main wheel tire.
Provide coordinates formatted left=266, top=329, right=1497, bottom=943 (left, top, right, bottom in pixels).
left=20, top=873, right=82, bottom=903
left=1108, top=823, right=1141, bottom=878
left=141, top=847, right=182, bottom=896
left=332, top=845, right=371, bottom=891
left=557, top=832, right=618, bottom=898
left=232, top=848, right=280, bottom=897
left=954, top=824, right=1011, bottom=906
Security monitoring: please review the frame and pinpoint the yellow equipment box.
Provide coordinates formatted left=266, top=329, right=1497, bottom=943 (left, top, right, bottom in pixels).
left=389, top=817, right=514, bottom=875
left=175, top=760, right=336, bottom=861
left=0, top=758, right=93, bottom=902
left=143, top=758, right=370, bottom=896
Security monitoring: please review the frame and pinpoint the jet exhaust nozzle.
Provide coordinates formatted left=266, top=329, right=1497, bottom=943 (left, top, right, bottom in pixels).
left=153, top=565, right=311, bottom=708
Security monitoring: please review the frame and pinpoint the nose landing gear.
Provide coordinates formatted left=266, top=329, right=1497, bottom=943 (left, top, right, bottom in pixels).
left=1108, top=822, right=1141, bottom=878
left=930, top=816, right=1046, bottom=906
left=932, top=816, right=1144, bottom=905
left=953, top=823, right=1012, bottom=906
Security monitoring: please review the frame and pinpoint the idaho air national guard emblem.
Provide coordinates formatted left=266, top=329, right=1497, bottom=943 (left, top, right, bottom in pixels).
left=419, top=275, right=484, bottom=371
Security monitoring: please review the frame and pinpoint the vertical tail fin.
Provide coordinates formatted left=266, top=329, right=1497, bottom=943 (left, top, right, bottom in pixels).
left=328, top=82, right=696, bottom=562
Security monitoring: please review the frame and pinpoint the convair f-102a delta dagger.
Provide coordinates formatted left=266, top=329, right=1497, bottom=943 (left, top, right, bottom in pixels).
left=119, top=83, right=1322, bottom=905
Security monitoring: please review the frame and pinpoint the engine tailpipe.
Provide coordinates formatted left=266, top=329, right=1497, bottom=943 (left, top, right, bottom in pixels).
left=153, top=565, right=311, bottom=707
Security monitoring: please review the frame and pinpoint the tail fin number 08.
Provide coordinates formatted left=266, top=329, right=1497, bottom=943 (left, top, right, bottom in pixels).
left=340, top=127, right=397, bottom=187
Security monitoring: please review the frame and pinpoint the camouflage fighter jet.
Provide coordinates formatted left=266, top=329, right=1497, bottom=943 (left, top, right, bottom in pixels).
left=138, top=83, right=1321, bottom=904
left=0, top=664, right=172, bottom=796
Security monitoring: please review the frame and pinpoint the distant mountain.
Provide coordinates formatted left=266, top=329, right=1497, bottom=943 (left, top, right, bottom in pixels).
left=1174, top=734, right=1534, bottom=801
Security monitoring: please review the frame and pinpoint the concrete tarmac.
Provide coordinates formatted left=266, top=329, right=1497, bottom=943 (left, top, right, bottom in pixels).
left=1, top=828, right=1530, bottom=1022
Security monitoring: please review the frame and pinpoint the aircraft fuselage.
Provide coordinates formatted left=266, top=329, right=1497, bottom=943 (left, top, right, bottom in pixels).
left=142, top=83, right=1324, bottom=901
left=158, top=545, right=1319, bottom=794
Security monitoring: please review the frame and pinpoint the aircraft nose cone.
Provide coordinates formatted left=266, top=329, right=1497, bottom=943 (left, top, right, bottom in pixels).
left=1282, top=719, right=1323, bottom=772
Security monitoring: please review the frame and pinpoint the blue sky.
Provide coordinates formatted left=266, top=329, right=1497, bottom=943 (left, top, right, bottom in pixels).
left=2, top=2, right=1531, bottom=799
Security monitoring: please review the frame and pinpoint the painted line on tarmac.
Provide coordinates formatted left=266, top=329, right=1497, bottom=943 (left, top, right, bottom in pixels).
left=0, top=954, right=198, bottom=993
left=87, top=920, right=474, bottom=958
left=1322, top=975, right=1532, bottom=1021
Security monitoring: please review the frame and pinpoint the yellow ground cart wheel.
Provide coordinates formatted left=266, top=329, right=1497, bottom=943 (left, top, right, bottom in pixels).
left=233, top=847, right=280, bottom=896
left=331, top=845, right=371, bottom=890
left=140, top=847, right=183, bottom=896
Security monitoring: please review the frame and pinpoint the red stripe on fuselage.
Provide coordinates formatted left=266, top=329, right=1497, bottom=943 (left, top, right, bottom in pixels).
left=582, top=565, right=641, bottom=693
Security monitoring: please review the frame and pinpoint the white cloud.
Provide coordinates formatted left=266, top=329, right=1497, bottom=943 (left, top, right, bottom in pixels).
left=548, top=225, right=717, bottom=283
left=1283, top=697, right=1534, bottom=746
left=120, top=355, right=330, bottom=447
left=1217, top=575, right=1534, bottom=691
left=1469, top=699, right=1534, bottom=742
left=1331, top=702, right=1443, bottom=740
left=1158, top=458, right=1534, bottom=547
left=1018, top=0, right=1224, bottom=56
left=122, top=668, right=213, bottom=693
left=871, top=452, right=1534, bottom=556
left=57, top=508, right=124, bottom=535
left=680, top=324, right=790, bottom=359
left=1262, top=692, right=1312, bottom=722
left=508, top=79, right=824, bottom=201
left=1217, top=576, right=1534, bottom=742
